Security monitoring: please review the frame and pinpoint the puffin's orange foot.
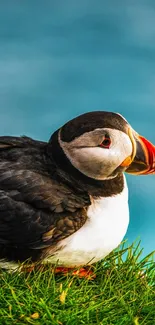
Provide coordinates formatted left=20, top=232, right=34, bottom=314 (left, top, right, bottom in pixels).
left=54, top=266, right=96, bottom=280
left=20, top=265, right=96, bottom=280
left=72, top=267, right=96, bottom=279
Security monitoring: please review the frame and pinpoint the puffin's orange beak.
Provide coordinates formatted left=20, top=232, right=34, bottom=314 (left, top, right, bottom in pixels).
left=124, top=129, right=155, bottom=175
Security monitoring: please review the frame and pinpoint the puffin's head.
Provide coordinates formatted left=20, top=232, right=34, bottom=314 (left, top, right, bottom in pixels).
left=50, top=111, right=155, bottom=180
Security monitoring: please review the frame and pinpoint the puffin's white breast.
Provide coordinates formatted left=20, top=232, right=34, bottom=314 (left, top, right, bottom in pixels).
left=45, top=176, right=129, bottom=267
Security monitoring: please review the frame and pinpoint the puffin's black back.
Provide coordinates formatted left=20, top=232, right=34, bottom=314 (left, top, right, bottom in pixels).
left=0, top=136, right=89, bottom=263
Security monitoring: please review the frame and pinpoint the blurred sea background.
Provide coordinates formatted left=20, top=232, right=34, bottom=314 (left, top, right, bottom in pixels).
left=0, top=1, right=155, bottom=257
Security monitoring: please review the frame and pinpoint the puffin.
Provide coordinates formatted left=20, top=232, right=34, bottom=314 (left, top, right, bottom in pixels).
left=0, top=111, right=154, bottom=276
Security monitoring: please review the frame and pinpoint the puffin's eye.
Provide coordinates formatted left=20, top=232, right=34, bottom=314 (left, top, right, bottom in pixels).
left=99, top=136, right=111, bottom=149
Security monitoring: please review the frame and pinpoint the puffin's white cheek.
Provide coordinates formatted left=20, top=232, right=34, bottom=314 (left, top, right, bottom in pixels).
left=59, top=129, right=133, bottom=180
left=73, top=136, right=133, bottom=179
left=73, top=148, right=110, bottom=179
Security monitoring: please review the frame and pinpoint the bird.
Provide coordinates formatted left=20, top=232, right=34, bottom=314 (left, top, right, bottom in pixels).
left=0, top=111, right=154, bottom=277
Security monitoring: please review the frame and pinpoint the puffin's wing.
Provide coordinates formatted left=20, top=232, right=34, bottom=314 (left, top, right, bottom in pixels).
left=0, top=137, right=89, bottom=249
left=0, top=189, right=88, bottom=249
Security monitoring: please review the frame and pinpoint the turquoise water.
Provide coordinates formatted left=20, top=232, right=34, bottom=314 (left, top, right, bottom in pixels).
left=0, top=1, right=155, bottom=257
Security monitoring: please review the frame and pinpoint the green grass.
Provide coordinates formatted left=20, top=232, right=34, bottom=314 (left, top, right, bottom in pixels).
left=0, top=241, right=154, bottom=325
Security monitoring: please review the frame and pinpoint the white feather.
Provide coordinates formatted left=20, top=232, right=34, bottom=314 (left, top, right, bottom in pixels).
left=45, top=175, right=129, bottom=267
